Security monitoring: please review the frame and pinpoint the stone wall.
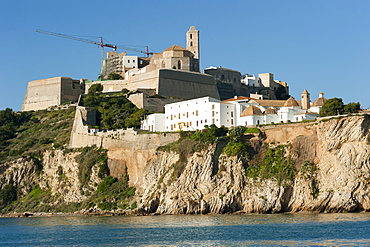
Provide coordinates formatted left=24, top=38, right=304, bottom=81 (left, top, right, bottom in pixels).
left=85, top=69, right=220, bottom=105
left=22, top=77, right=85, bottom=111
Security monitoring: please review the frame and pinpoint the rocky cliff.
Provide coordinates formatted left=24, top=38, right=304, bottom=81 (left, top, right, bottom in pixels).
left=136, top=115, right=370, bottom=214
left=1, top=115, right=370, bottom=214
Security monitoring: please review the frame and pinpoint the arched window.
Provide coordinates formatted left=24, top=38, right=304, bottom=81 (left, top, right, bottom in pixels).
left=190, top=41, right=193, bottom=47
left=190, top=34, right=193, bottom=39
left=162, top=61, right=166, bottom=68
left=178, top=60, right=181, bottom=70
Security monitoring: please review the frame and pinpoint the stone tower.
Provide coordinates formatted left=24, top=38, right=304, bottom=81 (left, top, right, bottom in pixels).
left=186, top=26, right=200, bottom=60
left=301, top=89, right=310, bottom=110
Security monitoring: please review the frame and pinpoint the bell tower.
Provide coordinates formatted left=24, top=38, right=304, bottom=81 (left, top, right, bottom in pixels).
left=186, top=26, right=200, bottom=60
left=301, top=89, right=310, bottom=110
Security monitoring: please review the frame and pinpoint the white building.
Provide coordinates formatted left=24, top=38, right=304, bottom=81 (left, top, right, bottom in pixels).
left=141, top=113, right=166, bottom=132
left=141, top=91, right=326, bottom=131
left=163, top=96, right=235, bottom=131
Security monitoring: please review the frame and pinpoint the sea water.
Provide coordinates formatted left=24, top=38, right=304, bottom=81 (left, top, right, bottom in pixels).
left=0, top=213, right=370, bottom=246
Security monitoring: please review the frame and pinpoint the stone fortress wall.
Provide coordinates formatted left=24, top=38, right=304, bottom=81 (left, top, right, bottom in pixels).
left=70, top=106, right=179, bottom=150
left=22, top=77, right=85, bottom=111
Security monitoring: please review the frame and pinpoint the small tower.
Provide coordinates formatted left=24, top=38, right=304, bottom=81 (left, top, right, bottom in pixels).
left=301, top=89, right=310, bottom=110
left=186, top=26, right=200, bottom=60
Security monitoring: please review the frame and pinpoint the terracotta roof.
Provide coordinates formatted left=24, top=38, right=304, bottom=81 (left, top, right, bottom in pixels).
left=312, top=97, right=327, bottom=107
left=163, top=45, right=188, bottom=52
left=249, top=99, right=287, bottom=108
left=241, top=105, right=263, bottom=116
left=284, top=97, right=300, bottom=107
left=264, top=108, right=277, bottom=115
left=222, top=96, right=252, bottom=102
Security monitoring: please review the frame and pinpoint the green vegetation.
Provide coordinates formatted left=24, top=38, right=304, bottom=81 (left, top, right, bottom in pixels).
left=82, top=175, right=136, bottom=211
left=74, top=146, right=108, bottom=188
left=300, top=161, right=319, bottom=198
left=0, top=107, right=76, bottom=163
left=82, top=84, right=152, bottom=129
left=107, top=73, right=122, bottom=80
left=0, top=184, right=17, bottom=209
left=223, top=126, right=250, bottom=158
left=319, top=98, right=361, bottom=117
left=245, top=145, right=295, bottom=184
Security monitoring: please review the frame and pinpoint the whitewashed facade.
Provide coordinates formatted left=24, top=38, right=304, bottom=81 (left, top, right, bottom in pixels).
left=163, top=97, right=235, bottom=131
left=141, top=113, right=165, bottom=132
left=141, top=91, right=326, bottom=131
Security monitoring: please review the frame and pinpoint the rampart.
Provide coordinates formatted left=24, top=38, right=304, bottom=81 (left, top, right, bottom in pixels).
left=70, top=106, right=180, bottom=150
left=85, top=69, right=220, bottom=100
left=22, top=77, right=85, bottom=111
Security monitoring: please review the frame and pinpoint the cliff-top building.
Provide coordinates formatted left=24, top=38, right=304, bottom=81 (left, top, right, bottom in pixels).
left=22, top=26, right=290, bottom=112
left=141, top=91, right=327, bottom=132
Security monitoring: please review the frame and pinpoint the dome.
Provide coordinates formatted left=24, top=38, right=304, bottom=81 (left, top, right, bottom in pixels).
left=283, top=97, right=300, bottom=107
left=264, top=108, right=277, bottom=115
left=241, top=105, right=263, bottom=116
left=312, top=97, right=327, bottom=106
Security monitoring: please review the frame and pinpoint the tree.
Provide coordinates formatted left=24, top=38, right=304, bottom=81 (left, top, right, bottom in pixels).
left=107, top=73, right=122, bottom=80
left=344, top=102, right=361, bottom=113
left=88, top=83, right=103, bottom=94
left=319, top=98, right=344, bottom=117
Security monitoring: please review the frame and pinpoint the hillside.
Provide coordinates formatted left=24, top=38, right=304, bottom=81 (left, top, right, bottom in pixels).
left=1, top=109, right=370, bottom=215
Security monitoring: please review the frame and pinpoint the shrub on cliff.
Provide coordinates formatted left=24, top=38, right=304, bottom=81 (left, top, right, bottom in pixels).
left=0, top=184, right=17, bottom=209
left=75, top=146, right=108, bottom=187
left=246, top=145, right=295, bottom=184
left=0, top=107, right=75, bottom=163
left=82, top=91, right=152, bottom=130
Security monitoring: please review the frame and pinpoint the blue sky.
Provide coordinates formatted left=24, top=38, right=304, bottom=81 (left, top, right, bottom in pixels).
left=1, top=0, right=369, bottom=111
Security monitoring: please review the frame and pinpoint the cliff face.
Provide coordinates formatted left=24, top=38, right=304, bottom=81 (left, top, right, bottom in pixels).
left=0, top=150, right=100, bottom=208
left=136, top=115, right=370, bottom=214
left=1, top=115, right=370, bottom=214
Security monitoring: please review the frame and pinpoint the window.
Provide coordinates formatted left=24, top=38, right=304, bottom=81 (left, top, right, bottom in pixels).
left=231, top=119, right=234, bottom=125
left=196, top=110, right=198, bottom=116
left=231, top=111, right=234, bottom=117
left=190, top=41, right=193, bottom=46
left=178, top=113, right=180, bottom=119
left=128, top=60, right=130, bottom=63
left=212, top=111, right=215, bottom=117
left=133, top=60, right=135, bottom=63
left=196, top=121, right=198, bottom=127
left=186, top=112, right=189, bottom=118
left=190, top=34, right=193, bottom=39
left=212, top=119, right=215, bottom=124
left=212, top=104, right=215, bottom=109
left=178, top=60, right=181, bottom=70
left=162, top=61, right=166, bottom=68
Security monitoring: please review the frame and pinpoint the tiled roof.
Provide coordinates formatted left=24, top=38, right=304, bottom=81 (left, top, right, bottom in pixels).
left=284, top=97, right=300, bottom=107
left=264, top=108, right=277, bottom=115
left=222, top=96, right=252, bottom=102
left=163, top=45, right=188, bottom=52
left=249, top=99, right=287, bottom=108
left=241, top=105, right=263, bottom=116
left=312, top=97, right=327, bottom=107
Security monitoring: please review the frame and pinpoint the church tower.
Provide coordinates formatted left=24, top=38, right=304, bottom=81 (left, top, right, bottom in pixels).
left=301, top=89, right=310, bottom=110
left=186, top=26, right=200, bottom=60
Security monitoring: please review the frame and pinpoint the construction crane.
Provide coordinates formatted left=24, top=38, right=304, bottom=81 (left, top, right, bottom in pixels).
left=36, top=29, right=153, bottom=72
